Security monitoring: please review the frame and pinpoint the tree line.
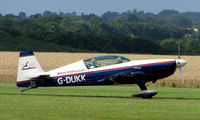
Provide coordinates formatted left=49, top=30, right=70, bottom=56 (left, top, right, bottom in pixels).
left=0, top=9, right=200, bottom=54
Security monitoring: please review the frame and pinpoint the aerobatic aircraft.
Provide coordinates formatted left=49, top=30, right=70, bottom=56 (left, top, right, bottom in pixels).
left=17, top=51, right=187, bottom=98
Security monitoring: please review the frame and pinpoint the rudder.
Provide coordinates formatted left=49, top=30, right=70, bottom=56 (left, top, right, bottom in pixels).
left=17, top=51, right=44, bottom=87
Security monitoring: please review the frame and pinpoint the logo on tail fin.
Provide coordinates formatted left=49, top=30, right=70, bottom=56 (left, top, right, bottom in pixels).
left=22, top=61, right=36, bottom=70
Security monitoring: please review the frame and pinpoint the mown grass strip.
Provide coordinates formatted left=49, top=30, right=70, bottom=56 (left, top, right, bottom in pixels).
left=1, top=83, right=200, bottom=120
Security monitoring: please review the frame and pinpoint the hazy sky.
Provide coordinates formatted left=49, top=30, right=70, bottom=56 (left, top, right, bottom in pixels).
left=1, top=0, right=200, bottom=16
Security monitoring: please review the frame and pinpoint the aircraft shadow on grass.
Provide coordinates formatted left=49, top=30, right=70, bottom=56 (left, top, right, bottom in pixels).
left=1, top=92, right=200, bottom=100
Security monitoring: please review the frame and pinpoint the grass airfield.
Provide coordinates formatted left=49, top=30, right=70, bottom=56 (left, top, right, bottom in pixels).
left=1, top=83, right=200, bottom=120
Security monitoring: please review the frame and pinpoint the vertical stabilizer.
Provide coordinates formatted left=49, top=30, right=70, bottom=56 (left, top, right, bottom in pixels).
left=17, top=51, right=44, bottom=86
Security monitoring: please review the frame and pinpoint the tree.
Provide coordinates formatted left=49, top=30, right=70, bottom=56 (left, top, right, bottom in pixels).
left=160, top=39, right=179, bottom=54
left=18, top=12, right=26, bottom=19
left=43, top=10, right=56, bottom=16
left=0, top=9, right=199, bottom=54
left=5, top=14, right=18, bottom=18
left=185, top=39, right=200, bottom=54
left=29, top=13, right=42, bottom=19
left=158, top=9, right=179, bottom=18
left=114, top=13, right=139, bottom=23
left=166, top=14, right=193, bottom=28
left=81, top=14, right=97, bottom=21
left=102, top=11, right=119, bottom=21
left=36, top=15, right=63, bottom=24
left=131, top=37, right=161, bottom=54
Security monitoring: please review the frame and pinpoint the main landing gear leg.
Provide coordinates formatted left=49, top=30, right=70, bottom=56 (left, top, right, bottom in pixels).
left=132, top=80, right=158, bottom=99
left=138, top=80, right=147, bottom=91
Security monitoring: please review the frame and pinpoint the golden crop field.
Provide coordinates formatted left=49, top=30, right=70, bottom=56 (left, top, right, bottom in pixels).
left=0, top=52, right=199, bottom=87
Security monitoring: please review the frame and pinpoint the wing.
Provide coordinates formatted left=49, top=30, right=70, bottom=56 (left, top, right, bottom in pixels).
left=100, top=70, right=146, bottom=85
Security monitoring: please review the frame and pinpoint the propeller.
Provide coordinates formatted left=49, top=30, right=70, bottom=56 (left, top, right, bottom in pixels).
left=176, top=43, right=186, bottom=86
left=178, top=44, right=181, bottom=59
left=178, top=68, right=184, bottom=86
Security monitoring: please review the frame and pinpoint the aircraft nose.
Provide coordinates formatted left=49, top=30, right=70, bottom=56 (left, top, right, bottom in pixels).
left=176, top=59, right=187, bottom=68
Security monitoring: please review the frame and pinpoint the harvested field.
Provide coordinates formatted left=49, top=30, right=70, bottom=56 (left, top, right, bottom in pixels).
left=0, top=52, right=199, bottom=87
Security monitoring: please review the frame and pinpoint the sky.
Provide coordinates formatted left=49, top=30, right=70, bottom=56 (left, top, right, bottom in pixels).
left=1, top=0, right=200, bottom=16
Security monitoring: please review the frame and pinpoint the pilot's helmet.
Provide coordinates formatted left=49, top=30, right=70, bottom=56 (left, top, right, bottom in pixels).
left=91, top=58, right=97, bottom=65
left=117, top=57, right=122, bottom=63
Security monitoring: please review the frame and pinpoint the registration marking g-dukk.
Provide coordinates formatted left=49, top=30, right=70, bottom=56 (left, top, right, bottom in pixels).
left=57, top=74, right=86, bottom=85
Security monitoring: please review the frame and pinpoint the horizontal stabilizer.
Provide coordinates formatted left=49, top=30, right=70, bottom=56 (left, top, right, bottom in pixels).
left=30, top=74, right=50, bottom=80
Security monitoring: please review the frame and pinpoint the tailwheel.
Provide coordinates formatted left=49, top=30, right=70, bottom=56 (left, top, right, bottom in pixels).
left=19, top=81, right=38, bottom=95
left=19, top=87, right=36, bottom=95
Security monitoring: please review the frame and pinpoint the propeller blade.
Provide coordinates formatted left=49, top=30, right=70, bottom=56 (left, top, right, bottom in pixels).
left=179, top=68, right=184, bottom=86
left=178, top=44, right=181, bottom=59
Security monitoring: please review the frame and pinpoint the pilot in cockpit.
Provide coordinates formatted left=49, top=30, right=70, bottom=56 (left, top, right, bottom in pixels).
left=89, top=59, right=98, bottom=69
left=116, top=57, right=123, bottom=64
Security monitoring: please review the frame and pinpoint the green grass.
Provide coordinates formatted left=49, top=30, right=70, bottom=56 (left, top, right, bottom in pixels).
left=1, top=83, right=200, bottom=120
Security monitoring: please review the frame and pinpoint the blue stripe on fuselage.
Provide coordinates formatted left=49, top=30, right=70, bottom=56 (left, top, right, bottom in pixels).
left=17, top=81, right=31, bottom=87
left=35, top=67, right=134, bottom=87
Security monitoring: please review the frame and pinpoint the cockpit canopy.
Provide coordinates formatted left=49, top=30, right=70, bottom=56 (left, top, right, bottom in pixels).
left=84, top=55, right=131, bottom=69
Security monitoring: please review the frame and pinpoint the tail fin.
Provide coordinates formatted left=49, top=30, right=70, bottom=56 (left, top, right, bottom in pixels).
left=17, top=51, right=44, bottom=87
